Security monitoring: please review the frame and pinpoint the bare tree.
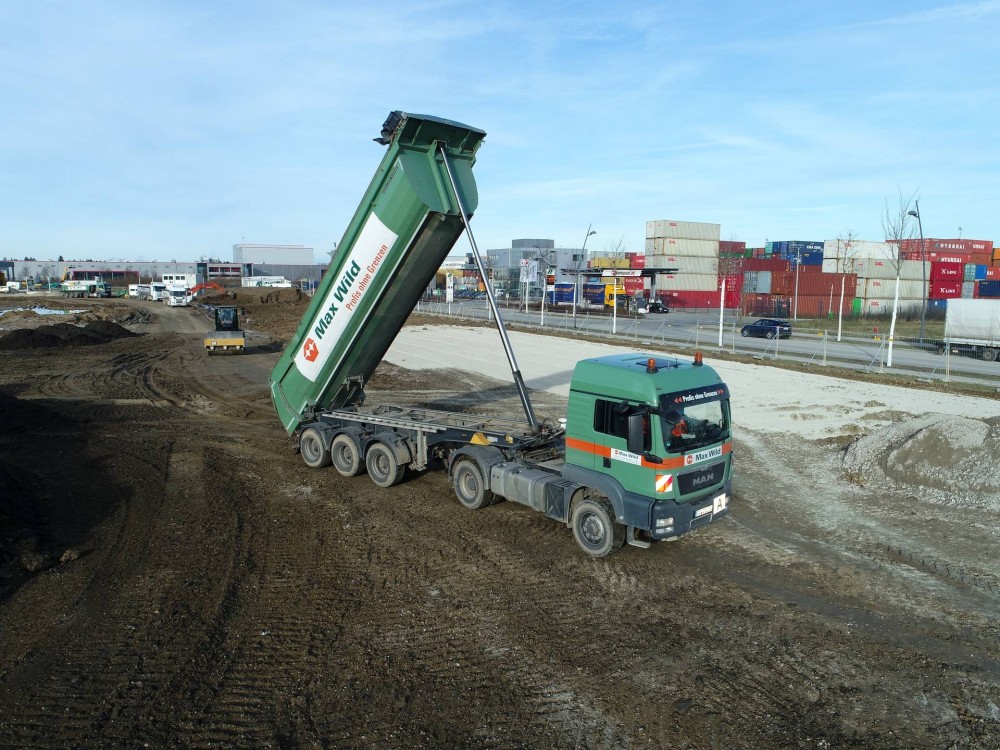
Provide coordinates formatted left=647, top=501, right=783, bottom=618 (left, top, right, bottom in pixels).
left=880, top=189, right=921, bottom=366
left=829, top=230, right=861, bottom=275
left=717, top=236, right=746, bottom=314
left=881, top=189, right=920, bottom=275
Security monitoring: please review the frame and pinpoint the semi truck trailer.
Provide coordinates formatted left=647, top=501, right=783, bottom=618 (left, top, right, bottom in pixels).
left=269, top=111, right=733, bottom=557
left=941, top=298, right=1000, bottom=362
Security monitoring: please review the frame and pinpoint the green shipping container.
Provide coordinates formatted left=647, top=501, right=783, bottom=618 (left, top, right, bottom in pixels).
left=269, top=112, right=486, bottom=434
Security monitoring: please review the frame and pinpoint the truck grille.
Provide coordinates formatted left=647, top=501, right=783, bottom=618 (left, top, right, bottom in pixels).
left=677, top=462, right=724, bottom=496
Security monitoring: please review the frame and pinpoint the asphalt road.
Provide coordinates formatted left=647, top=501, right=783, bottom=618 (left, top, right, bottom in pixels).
left=418, top=299, right=1000, bottom=387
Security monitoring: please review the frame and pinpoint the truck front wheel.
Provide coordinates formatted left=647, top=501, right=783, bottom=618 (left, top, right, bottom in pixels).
left=331, top=434, right=364, bottom=477
left=452, top=459, right=497, bottom=510
left=299, top=427, right=331, bottom=468
left=571, top=498, right=625, bottom=557
left=982, top=348, right=998, bottom=362
left=366, top=442, right=405, bottom=488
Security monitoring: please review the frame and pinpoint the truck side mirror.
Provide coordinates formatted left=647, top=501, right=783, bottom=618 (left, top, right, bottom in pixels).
left=627, top=412, right=646, bottom=454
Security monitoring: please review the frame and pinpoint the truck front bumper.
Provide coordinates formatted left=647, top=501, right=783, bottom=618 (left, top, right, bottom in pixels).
left=647, top=480, right=732, bottom=540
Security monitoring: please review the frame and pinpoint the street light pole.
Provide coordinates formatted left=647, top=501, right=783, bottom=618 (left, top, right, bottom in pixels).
left=908, top=202, right=927, bottom=344
left=574, top=225, right=596, bottom=329
left=793, top=248, right=801, bottom=320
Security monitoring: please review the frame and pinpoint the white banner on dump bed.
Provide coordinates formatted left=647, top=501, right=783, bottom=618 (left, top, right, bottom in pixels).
left=293, top=213, right=399, bottom=382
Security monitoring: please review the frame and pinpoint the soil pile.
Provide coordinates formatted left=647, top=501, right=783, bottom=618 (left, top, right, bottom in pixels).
left=199, top=287, right=311, bottom=343
left=0, top=320, right=138, bottom=350
left=843, top=413, right=1000, bottom=507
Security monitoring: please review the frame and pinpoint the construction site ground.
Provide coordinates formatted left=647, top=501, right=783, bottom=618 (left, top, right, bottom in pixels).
left=0, top=289, right=998, bottom=750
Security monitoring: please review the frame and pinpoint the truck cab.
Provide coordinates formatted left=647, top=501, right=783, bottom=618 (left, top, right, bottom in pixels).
left=564, top=354, right=731, bottom=544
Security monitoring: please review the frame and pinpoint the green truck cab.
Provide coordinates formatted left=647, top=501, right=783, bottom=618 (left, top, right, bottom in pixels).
left=271, top=111, right=733, bottom=557
left=560, top=354, right=731, bottom=550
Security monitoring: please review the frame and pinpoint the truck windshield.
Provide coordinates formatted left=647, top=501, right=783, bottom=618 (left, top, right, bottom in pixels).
left=659, top=393, right=729, bottom=453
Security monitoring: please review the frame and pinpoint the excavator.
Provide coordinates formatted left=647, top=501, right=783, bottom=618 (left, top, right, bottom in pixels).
left=204, top=306, right=245, bottom=354
left=189, top=281, right=225, bottom=297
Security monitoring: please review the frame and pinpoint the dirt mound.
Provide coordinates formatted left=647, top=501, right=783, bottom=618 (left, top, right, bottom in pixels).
left=0, top=320, right=138, bottom=350
left=197, top=287, right=311, bottom=343
left=843, top=413, right=1000, bottom=505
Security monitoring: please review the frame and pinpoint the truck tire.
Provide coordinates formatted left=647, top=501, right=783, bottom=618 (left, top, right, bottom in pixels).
left=452, top=459, right=497, bottom=510
left=571, top=497, right=625, bottom=558
left=366, top=442, right=405, bottom=488
left=299, top=427, right=331, bottom=468
left=936, top=343, right=945, bottom=355
left=331, top=434, right=364, bottom=477
left=982, top=348, right=998, bottom=362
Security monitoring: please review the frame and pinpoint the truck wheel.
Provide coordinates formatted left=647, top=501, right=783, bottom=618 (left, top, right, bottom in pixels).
left=982, top=348, right=998, bottom=362
left=571, top=498, right=625, bottom=558
left=299, top=427, right=331, bottom=468
left=366, top=442, right=405, bottom=488
left=452, top=459, right=497, bottom=510
left=331, top=434, right=364, bottom=477
left=936, top=343, right=945, bottom=355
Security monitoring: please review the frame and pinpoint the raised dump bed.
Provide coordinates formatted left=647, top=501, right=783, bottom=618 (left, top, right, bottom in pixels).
left=269, top=112, right=486, bottom=434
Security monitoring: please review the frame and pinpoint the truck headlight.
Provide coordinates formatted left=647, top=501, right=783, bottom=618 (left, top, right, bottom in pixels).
left=655, top=517, right=674, bottom=529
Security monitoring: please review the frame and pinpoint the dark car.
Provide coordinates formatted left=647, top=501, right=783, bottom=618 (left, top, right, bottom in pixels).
left=740, top=318, right=791, bottom=339
left=647, top=301, right=670, bottom=314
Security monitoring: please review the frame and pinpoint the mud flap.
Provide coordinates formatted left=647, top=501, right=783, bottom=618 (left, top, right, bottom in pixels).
left=626, top=526, right=651, bottom=549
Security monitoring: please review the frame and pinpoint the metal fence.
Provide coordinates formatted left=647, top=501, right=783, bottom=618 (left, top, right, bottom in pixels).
left=412, top=300, right=1000, bottom=390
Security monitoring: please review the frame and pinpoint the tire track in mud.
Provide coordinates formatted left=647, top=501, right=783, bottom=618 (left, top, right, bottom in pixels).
left=0, top=445, right=256, bottom=749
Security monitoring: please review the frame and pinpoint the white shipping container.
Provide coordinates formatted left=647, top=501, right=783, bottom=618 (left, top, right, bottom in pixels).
left=821, top=257, right=858, bottom=274
left=653, top=272, right=718, bottom=291
left=856, top=258, right=925, bottom=281
left=862, top=297, right=925, bottom=314
left=823, top=239, right=893, bottom=259
left=647, top=237, right=719, bottom=257
left=647, top=220, right=720, bottom=242
left=962, top=281, right=976, bottom=298
left=646, top=254, right=719, bottom=274
left=863, top=278, right=926, bottom=299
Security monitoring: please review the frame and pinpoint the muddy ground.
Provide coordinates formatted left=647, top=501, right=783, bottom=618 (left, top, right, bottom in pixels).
left=0, top=291, right=998, bottom=749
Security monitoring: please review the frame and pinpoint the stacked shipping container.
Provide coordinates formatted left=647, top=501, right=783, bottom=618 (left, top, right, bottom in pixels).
left=645, top=220, right=720, bottom=307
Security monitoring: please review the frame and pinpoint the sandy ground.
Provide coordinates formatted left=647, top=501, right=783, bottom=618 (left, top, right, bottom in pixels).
left=385, top=325, right=1000, bottom=441
left=1, top=294, right=999, bottom=749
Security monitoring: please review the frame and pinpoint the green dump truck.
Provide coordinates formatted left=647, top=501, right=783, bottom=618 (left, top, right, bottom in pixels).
left=269, top=111, right=733, bottom=556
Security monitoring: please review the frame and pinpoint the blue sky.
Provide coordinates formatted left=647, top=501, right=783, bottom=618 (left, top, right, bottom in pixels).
left=2, top=0, right=998, bottom=264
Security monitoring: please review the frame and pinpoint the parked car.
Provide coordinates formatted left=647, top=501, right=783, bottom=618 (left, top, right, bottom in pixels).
left=647, top=301, right=670, bottom=314
left=740, top=318, right=791, bottom=339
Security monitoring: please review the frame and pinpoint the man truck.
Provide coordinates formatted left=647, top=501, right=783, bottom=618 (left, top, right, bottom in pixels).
left=269, top=112, right=733, bottom=557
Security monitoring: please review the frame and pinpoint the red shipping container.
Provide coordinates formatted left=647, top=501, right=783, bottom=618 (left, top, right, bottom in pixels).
left=661, top=290, right=724, bottom=309
left=930, top=261, right=963, bottom=281
left=769, top=272, right=794, bottom=296
left=742, top=258, right=791, bottom=273
left=792, top=294, right=853, bottom=318
left=719, top=240, right=746, bottom=254
left=895, top=238, right=993, bottom=254
left=929, top=283, right=961, bottom=299
left=630, top=253, right=646, bottom=269
left=793, top=272, right=858, bottom=297
left=719, top=273, right=743, bottom=292
left=986, top=266, right=1000, bottom=280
